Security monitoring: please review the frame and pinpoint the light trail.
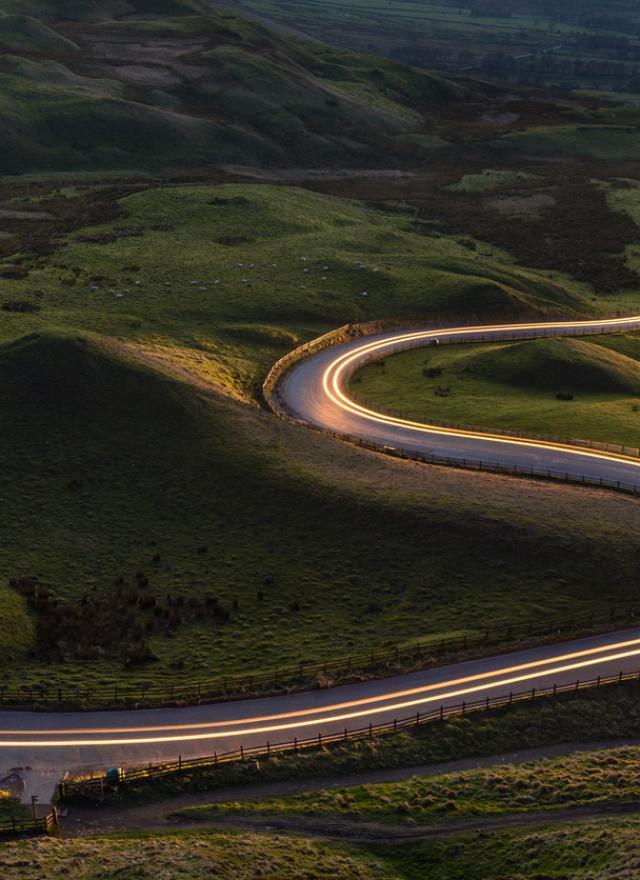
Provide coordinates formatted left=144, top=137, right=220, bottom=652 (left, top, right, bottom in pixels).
left=3, top=635, right=640, bottom=737
left=2, top=641, right=640, bottom=747
left=321, top=316, right=640, bottom=469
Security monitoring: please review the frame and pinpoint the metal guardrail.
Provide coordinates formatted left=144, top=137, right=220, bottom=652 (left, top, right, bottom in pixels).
left=59, top=669, right=640, bottom=801
left=2, top=603, right=637, bottom=710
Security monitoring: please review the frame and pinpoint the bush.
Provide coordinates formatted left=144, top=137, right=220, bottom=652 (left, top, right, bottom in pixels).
left=1, top=300, right=40, bottom=313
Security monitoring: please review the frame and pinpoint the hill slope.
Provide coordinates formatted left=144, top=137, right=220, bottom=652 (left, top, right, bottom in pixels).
left=1, top=329, right=636, bottom=688
left=0, top=0, right=494, bottom=173
left=467, top=337, right=640, bottom=393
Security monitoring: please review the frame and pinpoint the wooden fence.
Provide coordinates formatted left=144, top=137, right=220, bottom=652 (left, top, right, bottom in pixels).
left=264, top=316, right=640, bottom=489
left=59, top=669, right=640, bottom=802
left=0, top=809, right=60, bottom=839
left=2, top=602, right=638, bottom=710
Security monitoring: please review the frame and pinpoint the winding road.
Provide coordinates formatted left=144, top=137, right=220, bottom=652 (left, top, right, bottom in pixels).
left=4, top=628, right=640, bottom=803
left=3, top=315, right=640, bottom=806
left=280, top=315, right=640, bottom=488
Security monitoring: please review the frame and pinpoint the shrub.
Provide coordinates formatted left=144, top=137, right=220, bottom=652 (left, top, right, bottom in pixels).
left=1, top=300, right=40, bottom=312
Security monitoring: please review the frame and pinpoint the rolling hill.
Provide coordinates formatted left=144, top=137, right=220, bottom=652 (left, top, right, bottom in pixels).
left=0, top=0, right=499, bottom=173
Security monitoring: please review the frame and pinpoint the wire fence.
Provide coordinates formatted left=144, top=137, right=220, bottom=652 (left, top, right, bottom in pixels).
left=2, top=602, right=638, bottom=710
left=59, top=669, right=640, bottom=802
left=0, top=809, right=60, bottom=839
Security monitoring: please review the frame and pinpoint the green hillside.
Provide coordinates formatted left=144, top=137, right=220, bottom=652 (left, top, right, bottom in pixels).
left=352, top=334, right=640, bottom=446
left=0, top=0, right=491, bottom=173
left=0, top=182, right=592, bottom=403
left=467, top=337, right=640, bottom=394
left=0, top=328, right=636, bottom=691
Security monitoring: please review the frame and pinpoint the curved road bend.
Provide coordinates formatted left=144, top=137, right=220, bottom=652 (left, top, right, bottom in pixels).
left=4, top=627, right=640, bottom=802
left=281, top=316, right=640, bottom=486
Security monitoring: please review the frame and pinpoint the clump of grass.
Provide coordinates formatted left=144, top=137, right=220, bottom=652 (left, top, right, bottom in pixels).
left=182, top=744, right=640, bottom=825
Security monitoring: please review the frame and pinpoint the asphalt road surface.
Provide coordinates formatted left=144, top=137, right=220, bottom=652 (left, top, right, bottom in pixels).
left=3, top=628, right=640, bottom=802
left=281, top=316, right=640, bottom=488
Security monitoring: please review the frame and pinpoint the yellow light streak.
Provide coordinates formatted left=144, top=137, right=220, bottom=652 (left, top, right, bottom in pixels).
left=2, top=640, right=640, bottom=747
left=322, top=317, right=640, bottom=469
left=3, top=635, right=640, bottom=737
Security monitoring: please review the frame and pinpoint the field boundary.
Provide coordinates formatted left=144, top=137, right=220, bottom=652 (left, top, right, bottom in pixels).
left=2, top=603, right=638, bottom=711
left=58, top=669, right=640, bottom=803
left=0, top=809, right=60, bottom=840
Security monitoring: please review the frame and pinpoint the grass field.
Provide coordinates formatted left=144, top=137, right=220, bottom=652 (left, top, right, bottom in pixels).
left=391, top=817, right=640, bottom=880
left=501, top=125, right=640, bottom=161
left=183, top=744, right=640, bottom=825
left=5, top=817, right=640, bottom=879
left=0, top=182, right=594, bottom=401
left=5, top=328, right=640, bottom=691
left=351, top=333, right=640, bottom=447
left=0, top=829, right=392, bottom=879
left=0, top=179, right=638, bottom=690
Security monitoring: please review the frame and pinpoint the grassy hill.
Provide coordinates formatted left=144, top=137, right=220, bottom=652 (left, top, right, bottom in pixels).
left=0, top=0, right=499, bottom=174
left=0, top=182, right=593, bottom=404
left=1, top=328, right=638, bottom=691
left=352, top=333, right=640, bottom=446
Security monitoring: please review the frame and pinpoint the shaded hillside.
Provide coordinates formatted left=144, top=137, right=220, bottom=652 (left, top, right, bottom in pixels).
left=0, top=0, right=503, bottom=173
